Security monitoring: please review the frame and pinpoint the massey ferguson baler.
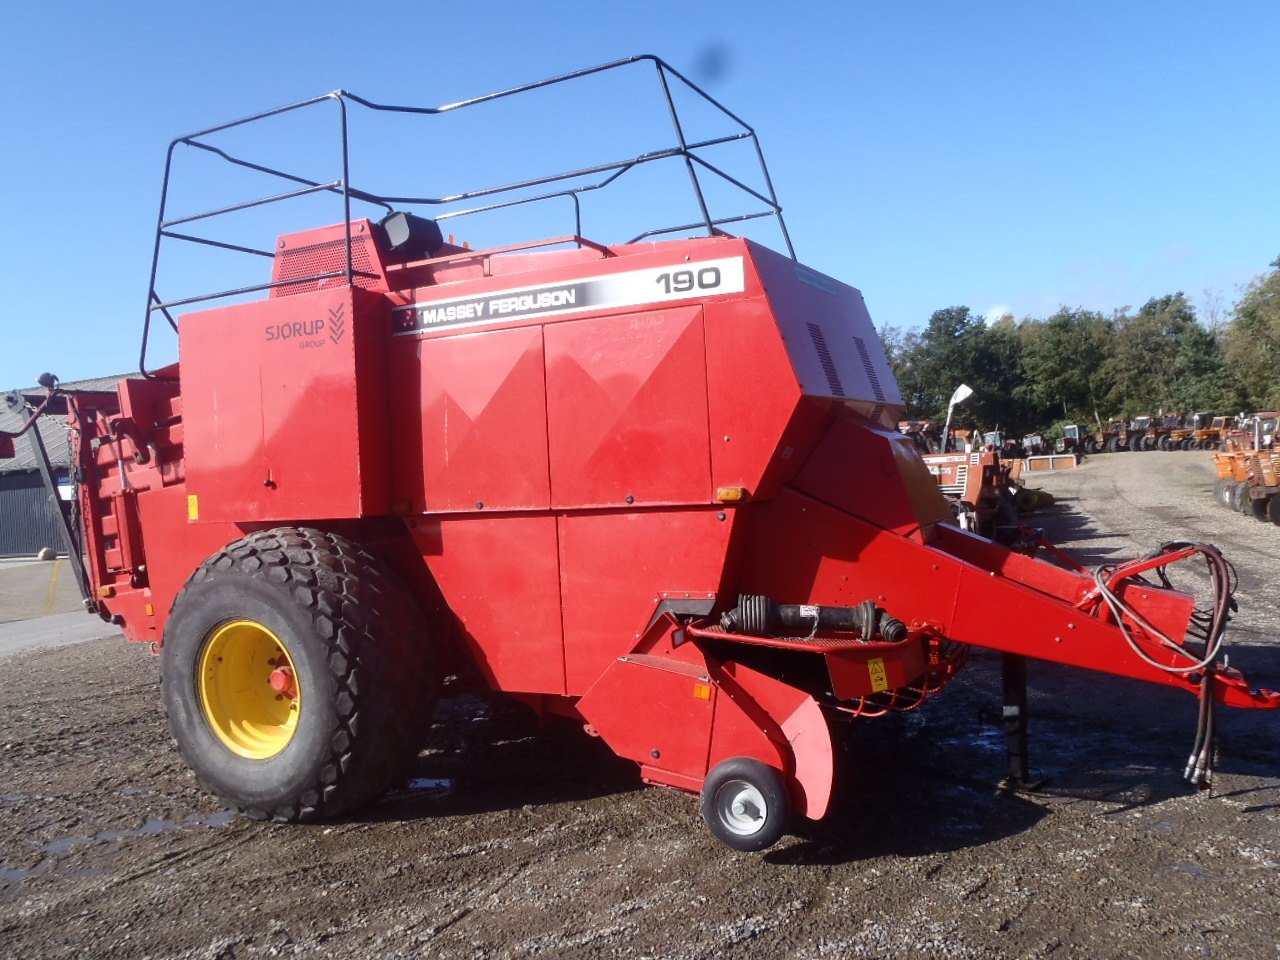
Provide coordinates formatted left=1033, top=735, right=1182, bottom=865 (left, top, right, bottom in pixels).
left=23, top=58, right=1279, bottom=851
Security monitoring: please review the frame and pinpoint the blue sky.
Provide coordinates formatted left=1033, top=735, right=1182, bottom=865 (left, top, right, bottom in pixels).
left=2, top=1, right=1277, bottom=387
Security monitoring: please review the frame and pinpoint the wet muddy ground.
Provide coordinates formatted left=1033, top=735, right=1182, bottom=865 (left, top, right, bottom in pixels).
left=1, top=451, right=1278, bottom=958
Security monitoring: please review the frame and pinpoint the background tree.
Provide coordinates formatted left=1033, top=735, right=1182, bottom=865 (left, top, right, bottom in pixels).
left=879, top=261, right=1279, bottom=437
left=885, top=306, right=1026, bottom=431
left=1168, top=322, right=1249, bottom=414
left=1103, top=294, right=1199, bottom=415
left=1019, top=308, right=1113, bottom=425
left=1223, top=259, right=1280, bottom=410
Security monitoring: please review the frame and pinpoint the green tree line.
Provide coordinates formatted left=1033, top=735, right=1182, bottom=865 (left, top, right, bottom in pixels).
left=880, top=258, right=1280, bottom=435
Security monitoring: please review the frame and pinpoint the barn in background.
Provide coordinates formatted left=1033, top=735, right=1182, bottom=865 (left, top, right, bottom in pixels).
left=0, top=376, right=128, bottom=558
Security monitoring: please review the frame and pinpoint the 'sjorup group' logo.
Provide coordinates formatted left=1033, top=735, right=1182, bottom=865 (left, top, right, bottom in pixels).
left=264, top=304, right=346, bottom=350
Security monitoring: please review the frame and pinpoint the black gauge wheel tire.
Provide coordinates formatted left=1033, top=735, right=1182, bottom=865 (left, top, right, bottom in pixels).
left=701, top=757, right=790, bottom=852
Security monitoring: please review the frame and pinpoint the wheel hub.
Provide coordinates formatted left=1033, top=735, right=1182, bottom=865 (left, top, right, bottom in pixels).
left=198, top=620, right=301, bottom=759
left=268, top=664, right=297, bottom=699
left=716, top=780, right=768, bottom=836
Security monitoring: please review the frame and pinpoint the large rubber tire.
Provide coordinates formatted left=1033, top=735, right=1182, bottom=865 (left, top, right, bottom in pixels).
left=1158, top=436, right=1173, bottom=451
left=1252, top=496, right=1271, bottom=521
left=1213, top=479, right=1230, bottom=507
left=701, top=757, right=790, bottom=852
left=161, top=527, right=435, bottom=822
left=1231, top=482, right=1250, bottom=514
left=1269, top=494, right=1280, bottom=526
left=1105, top=437, right=1118, bottom=453
left=1220, top=481, right=1237, bottom=509
left=1084, top=437, right=1099, bottom=455
left=1143, top=436, right=1157, bottom=451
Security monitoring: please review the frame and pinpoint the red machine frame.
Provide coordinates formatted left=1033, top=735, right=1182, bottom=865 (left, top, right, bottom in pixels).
left=30, top=60, right=1280, bottom=851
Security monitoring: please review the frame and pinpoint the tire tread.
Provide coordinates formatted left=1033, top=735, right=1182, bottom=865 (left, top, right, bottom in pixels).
left=162, top=526, right=434, bottom=823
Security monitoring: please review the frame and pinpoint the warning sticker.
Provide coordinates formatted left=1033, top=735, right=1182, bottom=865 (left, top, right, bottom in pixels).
left=867, top=657, right=888, bottom=693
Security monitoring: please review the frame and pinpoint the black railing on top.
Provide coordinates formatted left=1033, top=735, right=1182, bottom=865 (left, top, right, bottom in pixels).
left=140, top=54, right=795, bottom=377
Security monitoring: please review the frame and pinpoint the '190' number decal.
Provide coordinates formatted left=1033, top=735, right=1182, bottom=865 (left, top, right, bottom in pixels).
left=655, top=267, right=722, bottom=294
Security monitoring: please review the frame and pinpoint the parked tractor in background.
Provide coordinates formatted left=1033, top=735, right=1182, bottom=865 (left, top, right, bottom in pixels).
left=923, top=425, right=1029, bottom=541
left=898, top=419, right=940, bottom=455
left=12, top=60, right=1280, bottom=852
left=1187, top=413, right=1221, bottom=450
left=1054, top=424, right=1096, bottom=455
left=1021, top=434, right=1046, bottom=457
left=983, top=430, right=1023, bottom=461
left=1207, top=415, right=1238, bottom=450
left=1098, top=418, right=1134, bottom=452
left=1158, top=413, right=1189, bottom=451
left=920, top=447, right=1019, bottom=541
left=1214, top=412, right=1280, bottom=523
left=1127, top=415, right=1156, bottom=450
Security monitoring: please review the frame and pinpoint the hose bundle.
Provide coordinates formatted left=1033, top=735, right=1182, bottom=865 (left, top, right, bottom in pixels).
left=1092, top=541, right=1236, bottom=789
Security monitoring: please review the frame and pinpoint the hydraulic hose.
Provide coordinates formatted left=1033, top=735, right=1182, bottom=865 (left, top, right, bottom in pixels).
left=1094, top=541, right=1234, bottom=789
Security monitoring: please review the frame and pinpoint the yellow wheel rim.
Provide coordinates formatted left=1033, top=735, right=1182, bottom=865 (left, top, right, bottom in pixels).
left=198, top=620, right=301, bottom=759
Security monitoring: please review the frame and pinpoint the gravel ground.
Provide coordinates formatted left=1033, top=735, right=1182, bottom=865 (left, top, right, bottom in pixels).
left=1, top=450, right=1278, bottom=959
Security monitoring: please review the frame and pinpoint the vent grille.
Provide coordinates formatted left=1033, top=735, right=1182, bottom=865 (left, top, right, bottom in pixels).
left=853, top=336, right=886, bottom=402
left=938, top=464, right=969, bottom=498
left=806, top=322, right=845, bottom=397
left=271, top=236, right=381, bottom=297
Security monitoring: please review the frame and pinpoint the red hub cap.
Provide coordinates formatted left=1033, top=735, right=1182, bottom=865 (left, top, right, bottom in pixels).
left=268, top=664, right=297, bottom=700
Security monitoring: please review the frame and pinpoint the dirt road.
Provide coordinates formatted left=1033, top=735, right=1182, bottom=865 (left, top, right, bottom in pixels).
left=1, top=452, right=1278, bottom=959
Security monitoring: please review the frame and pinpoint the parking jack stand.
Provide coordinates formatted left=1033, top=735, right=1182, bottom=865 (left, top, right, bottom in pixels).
left=999, top=653, right=1046, bottom=792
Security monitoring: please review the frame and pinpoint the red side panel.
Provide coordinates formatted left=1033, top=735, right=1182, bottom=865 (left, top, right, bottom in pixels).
left=545, top=306, right=711, bottom=508
left=558, top=509, right=731, bottom=694
left=388, top=326, right=550, bottom=513
left=703, top=296, right=812, bottom=500
left=411, top=514, right=564, bottom=695
left=134, top=484, right=242, bottom=631
left=181, top=287, right=390, bottom=523
left=792, top=410, right=951, bottom=536
left=579, top=653, right=717, bottom=779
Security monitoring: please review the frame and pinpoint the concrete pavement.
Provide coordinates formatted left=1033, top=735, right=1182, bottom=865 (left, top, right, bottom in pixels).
left=0, top=558, right=122, bottom=657
left=0, top=609, right=121, bottom=658
left=0, top=558, right=88, bottom=622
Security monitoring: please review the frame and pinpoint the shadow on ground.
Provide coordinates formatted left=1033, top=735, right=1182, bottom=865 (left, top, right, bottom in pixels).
left=1025, top=498, right=1127, bottom=567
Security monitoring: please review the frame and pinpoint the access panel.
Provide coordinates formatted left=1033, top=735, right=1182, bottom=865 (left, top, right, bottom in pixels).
left=181, top=287, right=391, bottom=523
left=544, top=305, right=711, bottom=509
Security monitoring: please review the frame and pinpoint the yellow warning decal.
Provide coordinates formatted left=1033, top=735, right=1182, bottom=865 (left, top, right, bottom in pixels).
left=187, top=494, right=199, bottom=521
left=868, top=657, right=888, bottom=693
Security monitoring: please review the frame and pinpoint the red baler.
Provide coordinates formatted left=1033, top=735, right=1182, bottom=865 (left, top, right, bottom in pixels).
left=43, top=59, right=1277, bottom=850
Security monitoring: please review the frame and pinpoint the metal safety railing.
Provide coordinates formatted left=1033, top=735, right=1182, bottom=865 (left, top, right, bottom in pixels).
left=140, top=55, right=794, bottom=376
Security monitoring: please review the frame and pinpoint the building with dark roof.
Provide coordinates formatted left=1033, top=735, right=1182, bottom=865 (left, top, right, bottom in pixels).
left=0, top=375, right=129, bottom=558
